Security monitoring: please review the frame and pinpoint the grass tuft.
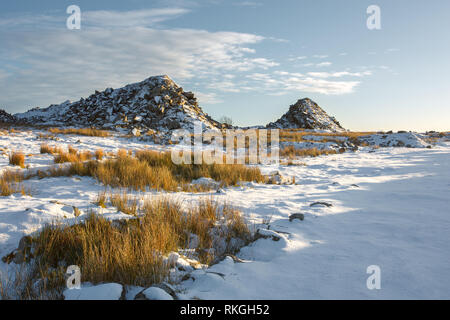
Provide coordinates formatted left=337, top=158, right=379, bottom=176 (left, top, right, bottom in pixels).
left=9, top=152, right=25, bottom=168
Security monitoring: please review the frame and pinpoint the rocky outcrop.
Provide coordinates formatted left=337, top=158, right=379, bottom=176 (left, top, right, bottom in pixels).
left=14, top=75, right=226, bottom=133
left=0, top=109, right=16, bottom=123
left=267, top=98, right=345, bottom=131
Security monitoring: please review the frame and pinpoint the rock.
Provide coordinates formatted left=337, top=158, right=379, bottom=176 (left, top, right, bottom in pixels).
left=191, top=177, right=220, bottom=189
left=2, top=235, right=34, bottom=264
left=310, top=201, right=333, bottom=207
left=0, top=109, right=16, bottom=123
left=183, top=91, right=195, bottom=100
left=267, top=172, right=294, bottom=185
left=13, top=75, right=222, bottom=142
left=131, top=128, right=140, bottom=136
left=256, top=228, right=281, bottom=241
left=167, top=252, right=180, bottom=268
left=226, top=254, right=245, bottom=263
left=18, top=235, right=33, bottom=252
left=289, top=213, right=304, bottom=222
left=267, top=98, right=345, bottom=131
left=187, top=233, right=199, bottom=249
left=135, top=287, right=174, bottom=300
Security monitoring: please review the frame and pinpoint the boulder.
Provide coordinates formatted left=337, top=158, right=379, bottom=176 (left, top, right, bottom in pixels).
left=135, top=286, right=174, bottom=300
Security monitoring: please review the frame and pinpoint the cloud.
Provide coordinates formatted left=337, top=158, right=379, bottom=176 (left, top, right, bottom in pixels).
left=307, top=71, right=372, bottom=78
left=0, top=8, right=190, bottom=29
left=233, top=1, right=263, bottom=7
left=384, top=48, right=400, bottom=54
left=0, top=15, right=277, bottom=111
left=316, top=62, right=332, bottom=67
left=288, top=56, right=307, bottom=61
left=83, top=8, right=190, bottom=28
left=195, top=91, right=223, bottom=104
left=242, top=70, right=364, bottom=95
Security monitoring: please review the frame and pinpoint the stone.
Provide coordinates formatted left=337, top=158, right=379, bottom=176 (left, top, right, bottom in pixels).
left=256, top=228, right=281, bottom=241
left=289, top=213, right=304, bottom=222
left=310, top=201, right=333, bottom=207
left=135, top=287, right=173, bottom=300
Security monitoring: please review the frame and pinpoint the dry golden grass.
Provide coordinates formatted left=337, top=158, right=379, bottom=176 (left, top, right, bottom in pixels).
left=116, top=149, right=128, bottom=158
left=136, top=150, right=265, bottom=187
left=94, top=191, right=107, bottom=208
left=53, top=148, right=92, bottom=164
left=61, top=150, right=265, bottom=191
left=40, top=144, right=63, bottom=155
left=8, top=149, right=265, bottom=194
left=23, top=197, right=251, bottom=290
left=48, top=127, right=110, bottom=137
left=281, top=146, right=338, bottom=158
left=94, top=149, right=104, bottom=160
left=0, top=170, right=30, bottom=196
left=9, top=152, right=25, bottom=168
left=9, top=128, right=20, bottom=134
left=67, top=145, right=77, bottom=155
left=279, top=129, right=375, bottom=143
left=109, top=191, right=139, bottom=215
left=37, top=132, right=57, bottom=140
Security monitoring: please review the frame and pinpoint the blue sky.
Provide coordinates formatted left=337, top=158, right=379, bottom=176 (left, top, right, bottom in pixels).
left=1, top=0, right=449, bottom=131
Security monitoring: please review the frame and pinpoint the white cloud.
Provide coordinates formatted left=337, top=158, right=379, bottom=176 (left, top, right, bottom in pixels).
left=83, top=8, right=190, bottom=28
left=316, top=62, right=332, bottom=67
left=245, top=70, right=364, bottom=95
left=307, top=71, right=372, bottom=78
left=385, top=48, right=400, bottom=53
left=195, top=91, right=223, bottom=104
left=234, top=1, right=263, bottom=7
left=0, top=21, right=276, bottom=111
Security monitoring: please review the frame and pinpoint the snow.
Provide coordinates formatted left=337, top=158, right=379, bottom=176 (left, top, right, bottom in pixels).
left=63, top=283, right=123, bottom=300
left=140, top=287, right=173, bottom=300
left=1, top=130, right=449, bottom=299
left=360, top=132, right=429, bottom=148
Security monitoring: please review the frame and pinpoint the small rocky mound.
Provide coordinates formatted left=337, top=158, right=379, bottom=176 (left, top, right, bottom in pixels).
left=14, top=75, right=225, bottom=134
left=359, top=132, right=430, bottom=148
left=267, top=98, right=345, bottom=132
left=0, top=109, right=16, bottom=123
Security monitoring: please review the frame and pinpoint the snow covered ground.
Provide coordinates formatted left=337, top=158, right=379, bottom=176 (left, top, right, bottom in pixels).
left=1, top=129, right=449, bottom=299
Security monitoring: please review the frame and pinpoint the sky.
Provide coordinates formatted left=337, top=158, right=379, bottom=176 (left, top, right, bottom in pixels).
left=0, top=0, right=449, bottom=131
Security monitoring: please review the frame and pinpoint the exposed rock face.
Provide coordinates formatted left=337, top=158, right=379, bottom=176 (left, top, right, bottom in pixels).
left=0, top=109, right=16, bottom=123
left=267, top=98, right=345, bottom=131
left=14, top=75, right=224, bottom=133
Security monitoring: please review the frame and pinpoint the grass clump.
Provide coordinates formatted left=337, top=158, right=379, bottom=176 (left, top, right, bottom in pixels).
left=53, top=147, right=92, bottom=164
left=48, top=128, right=110, bottom=137
left=0, top=170, right=30, bottom=196
left=9, top=152, right=25, bottom=168
left=62, top=150, right=265, bottom=192
left=94, top=149, right=104, bottom=160
left=281, top=146, right=337, bottom=158
left=22, top=198, right=251, bottom=290
left=40, top=144, right=63, bottom=155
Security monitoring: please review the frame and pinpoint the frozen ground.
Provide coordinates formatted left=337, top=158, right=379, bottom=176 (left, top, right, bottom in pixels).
left=0, top=130, right=449, bottom=299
